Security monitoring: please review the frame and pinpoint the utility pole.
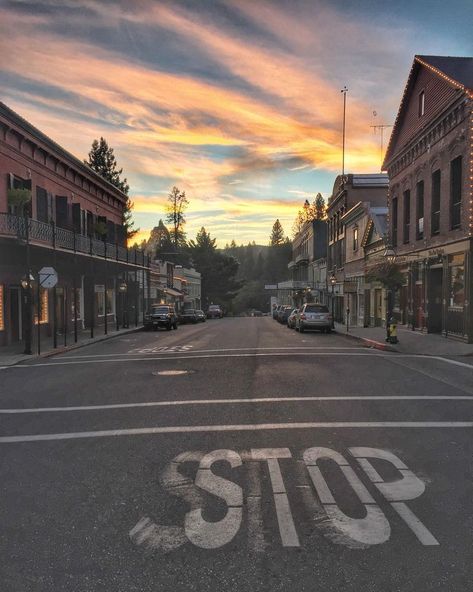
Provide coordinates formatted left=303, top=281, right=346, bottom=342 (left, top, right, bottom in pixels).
left=341, top=86, right=348, bottom=176
left=371, top=112, right=393, bottom=170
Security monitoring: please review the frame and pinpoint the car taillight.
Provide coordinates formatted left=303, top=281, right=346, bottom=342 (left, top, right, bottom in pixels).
left=300, top=314, right=306, bottom=320
left=328, top=314, right=333, bottom=320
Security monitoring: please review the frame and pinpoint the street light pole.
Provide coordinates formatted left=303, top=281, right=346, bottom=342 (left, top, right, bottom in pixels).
left=341, top=86, right=348, bottom=177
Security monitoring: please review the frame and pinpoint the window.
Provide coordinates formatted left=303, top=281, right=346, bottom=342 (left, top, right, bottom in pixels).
left=391, top=197, right=398, bottom=247
left=450, top=156, right=462, bottom=229
left=34, top=288, right=49, bottom=324
left=418, top=91, right=425, bottom=117
left=71, top=287, right=82, bottom=320
left=95, top=285, right=105, bottom=316
left=353, top=227, right=358, bottom=251
left=36, top=186, right=48, bottom=223
left=0, top=285, right=4, bottom=331
left=416, top=181, right=424, bottom=240
left=449, top=254, right=465, bottom=307
left=431, top=170, right=441, bottom=234
left=403, top=190, right=411, bottom=244
left=106, top=288, right=115, bottom=315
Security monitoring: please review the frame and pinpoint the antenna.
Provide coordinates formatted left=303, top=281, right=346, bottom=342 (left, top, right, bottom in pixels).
left=371, top=112, right=392, bottom=170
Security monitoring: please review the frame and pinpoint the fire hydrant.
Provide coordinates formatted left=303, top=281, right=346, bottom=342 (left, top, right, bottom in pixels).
left=386, top=317, right=398, bottom=344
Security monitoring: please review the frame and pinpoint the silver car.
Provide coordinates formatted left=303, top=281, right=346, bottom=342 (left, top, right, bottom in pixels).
left=296, top=303, right=332, bottom=333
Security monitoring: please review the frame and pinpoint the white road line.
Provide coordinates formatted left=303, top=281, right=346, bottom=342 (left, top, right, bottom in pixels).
left=5, top=352, right=473, bottom=369
left=57, top=347, right=364, bottom=359
left=0, top=352, right=393, bottom=368
left=3, top=395, right=473, bottom=414
left=1, top=421, right=473, bottom=443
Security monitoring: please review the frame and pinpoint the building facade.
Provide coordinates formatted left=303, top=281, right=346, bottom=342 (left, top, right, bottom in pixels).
left=280, top=218, right=327, bottom=307
left=383, top=55, right=473, bottom=341
left=0, top=101, right=149, bottom=353
left=327, top=174, right=389, bottom=323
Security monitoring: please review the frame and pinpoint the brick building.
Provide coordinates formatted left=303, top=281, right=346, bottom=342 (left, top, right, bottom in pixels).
left=327, top=174, right=389, bottom=322
left=383, top=55, right=473, bottom=341
left=0, top=101, right=150, bottom=353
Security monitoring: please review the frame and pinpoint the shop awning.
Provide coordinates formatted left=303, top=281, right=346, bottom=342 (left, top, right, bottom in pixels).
left=164, top=287, right=183, bottom=298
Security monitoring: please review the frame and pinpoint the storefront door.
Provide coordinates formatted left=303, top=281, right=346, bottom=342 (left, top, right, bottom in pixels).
left=9, top=287, right=21, bottom=342
left=374, top=289, right=382, bottom=326
left=428, top=267, right=443, bottom=333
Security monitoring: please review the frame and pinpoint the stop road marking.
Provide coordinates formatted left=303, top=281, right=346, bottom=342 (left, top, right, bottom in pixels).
left=129, top=446, right=439, bottom=554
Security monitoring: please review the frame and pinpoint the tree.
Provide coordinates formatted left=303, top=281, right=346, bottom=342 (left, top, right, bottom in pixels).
left=269, top=219, right=285, bottom=246
left=85, top=137, right=129, bottom=194
left=166, top=186, right=189, bottom=249
left=85, top=137, right=139, bottom=240
left=187, top=227, right=242, bottom=309
left=314, top=193, right=326, bottom=220
left=292, top=209, right=305, bottom=237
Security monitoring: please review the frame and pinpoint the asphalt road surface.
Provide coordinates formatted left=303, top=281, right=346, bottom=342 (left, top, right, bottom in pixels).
left=1, top=317, right=473, bottom=592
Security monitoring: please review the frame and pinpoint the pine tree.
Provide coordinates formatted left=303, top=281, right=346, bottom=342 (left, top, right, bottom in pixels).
left=292, top=210, right=305, bottom=237
left=166, top=186, right=189, bottom=249
left=314, top=193, right=326, bottom=220
left=85, top=137, right=129, bottom=194
left=269, top=219, right=285, bottom=246
left=85, top=137, right=139, bottom=240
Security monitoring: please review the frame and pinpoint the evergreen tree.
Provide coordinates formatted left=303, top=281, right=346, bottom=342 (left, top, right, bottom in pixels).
left=269, top=219, right=285, bottom=246
left=85, top=137, right=139, bottom=240
left=166, top=186, right=189, bottom=249
left=145, top=219, right=173, bottom=258
left=314, top=193, right=326, bottom=220
left=292, top=209, right=305, bottom=237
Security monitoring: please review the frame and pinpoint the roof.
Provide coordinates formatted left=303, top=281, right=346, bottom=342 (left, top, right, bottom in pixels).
left=351, top=174, right=389, bottom=187
left=383, top=55, right=473, bottom=168
left=417, top=55, right=473, bottom=91
left=0, top=101, right=127, bottom=201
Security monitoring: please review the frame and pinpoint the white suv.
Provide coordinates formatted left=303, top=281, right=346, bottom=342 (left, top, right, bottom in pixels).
left=296, top=303, right=332, bottom=333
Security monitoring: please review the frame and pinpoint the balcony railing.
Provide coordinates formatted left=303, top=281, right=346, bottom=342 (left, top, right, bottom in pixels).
left=0, top=212, right=149, bottom=267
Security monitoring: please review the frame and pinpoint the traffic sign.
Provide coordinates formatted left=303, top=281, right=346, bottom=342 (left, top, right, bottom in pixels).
left=38, top=266, right=58, bottom=289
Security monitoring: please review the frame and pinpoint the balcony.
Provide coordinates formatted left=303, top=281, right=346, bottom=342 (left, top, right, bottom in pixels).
left=0, top=212, right=149, bottom=267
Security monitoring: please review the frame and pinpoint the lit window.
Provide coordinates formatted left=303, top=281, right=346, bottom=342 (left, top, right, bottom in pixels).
left=34, top=288, right=49, bottom=324
left=353, top=227, right=358, bottom=251
left=418, top=91, right=425, bottom=117
left=0, top=285, right=4, bottom=331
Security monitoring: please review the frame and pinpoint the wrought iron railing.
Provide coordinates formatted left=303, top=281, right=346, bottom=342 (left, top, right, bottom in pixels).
left=0, top=212, right=149, bottom=267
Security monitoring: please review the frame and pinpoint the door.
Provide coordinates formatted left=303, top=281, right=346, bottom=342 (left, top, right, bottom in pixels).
left=375, top=289, right=382, bottom=326
left=428, top=268, right=443, bottom=333
left=9, top=287, right=21, bottom=342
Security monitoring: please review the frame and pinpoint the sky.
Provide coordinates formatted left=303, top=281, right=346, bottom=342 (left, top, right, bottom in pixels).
left=0, top=0, right=472, bottom=246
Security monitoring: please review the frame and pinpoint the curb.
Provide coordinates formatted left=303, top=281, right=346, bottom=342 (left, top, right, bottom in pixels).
left=336, top=329, right=398, bottom=353
left=2, top=326, right=144, bottom=367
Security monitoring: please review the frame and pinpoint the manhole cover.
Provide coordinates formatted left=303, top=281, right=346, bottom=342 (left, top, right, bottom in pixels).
left=152, top=370, right=194, bottom=376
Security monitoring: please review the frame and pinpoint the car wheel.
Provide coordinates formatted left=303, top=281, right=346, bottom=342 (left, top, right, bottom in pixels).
left=299, top=326, right=305, bottom=333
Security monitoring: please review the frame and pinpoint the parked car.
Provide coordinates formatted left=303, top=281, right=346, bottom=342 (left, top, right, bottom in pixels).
left=179, top=309, right=199, bottom=324
left=295, top=303, right=332, bottom=333
left=251, top=310, right=263, bottom=317
left=278, top=305, right=293, bottom=324
left=273, top=304, right=284, bottom=320
left=207, top=304, right=223, bottom=319
left=287, top=309, right=299, bottom=329
left=144, top=304, right=178, bottom=331
left=195, top=310, right=206, bottom=322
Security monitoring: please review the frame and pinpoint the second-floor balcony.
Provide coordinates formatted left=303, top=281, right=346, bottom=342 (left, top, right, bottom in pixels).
left=0, top=212, right=149, bottom=267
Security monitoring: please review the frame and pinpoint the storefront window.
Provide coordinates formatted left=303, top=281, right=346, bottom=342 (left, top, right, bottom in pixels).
left=0, top=285, right=4, bottom=331
left=106, top=289, right=115, bottom=315
left=449, top=254, right=465, bottom=308
left=34, top=288, right=49, bottom=324
left=95, top=286, right=105, bottom=316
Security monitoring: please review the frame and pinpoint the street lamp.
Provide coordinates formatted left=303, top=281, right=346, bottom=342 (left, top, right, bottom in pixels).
left=329, top=273, right=336, bottom=328
left=384, top=246, right=396, bottom=264
left=21, top=272, right=35, bottom=355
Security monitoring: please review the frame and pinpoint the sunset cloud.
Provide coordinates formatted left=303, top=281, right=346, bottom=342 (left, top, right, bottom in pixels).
left=0, top=0, right=469, bottom=245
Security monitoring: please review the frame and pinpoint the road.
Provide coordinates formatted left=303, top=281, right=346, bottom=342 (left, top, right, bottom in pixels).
left=1, top=317, right=473, bottom=591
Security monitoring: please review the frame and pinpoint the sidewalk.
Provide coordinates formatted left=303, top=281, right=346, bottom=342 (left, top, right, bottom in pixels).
left=0, top=325, right=143, bottom=367
left=335, top=322, right=473, bottom=356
